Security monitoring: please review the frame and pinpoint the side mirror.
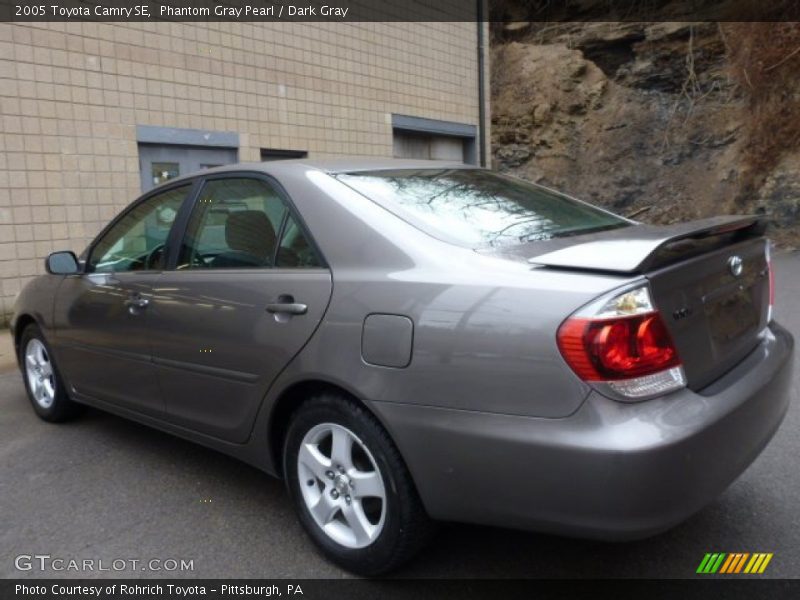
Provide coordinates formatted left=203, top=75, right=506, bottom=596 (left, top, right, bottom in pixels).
left=45, top=251, right=80, bottom=275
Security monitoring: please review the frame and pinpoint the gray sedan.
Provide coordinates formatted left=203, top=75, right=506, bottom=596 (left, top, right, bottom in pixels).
left=10, top=159, right=794, bottom=575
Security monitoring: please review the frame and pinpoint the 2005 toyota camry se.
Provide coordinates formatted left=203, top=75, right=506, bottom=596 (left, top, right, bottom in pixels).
left=11, top=159, right=794, bottom=574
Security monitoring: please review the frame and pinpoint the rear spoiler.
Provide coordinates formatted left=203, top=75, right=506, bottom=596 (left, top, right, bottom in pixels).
left=528, top=216, right=766, bottom=274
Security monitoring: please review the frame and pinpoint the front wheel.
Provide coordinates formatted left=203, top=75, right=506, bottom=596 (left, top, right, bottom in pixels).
left=19, top=324, right=83, bottom=422
left=283, top=394, right=433, bottom=575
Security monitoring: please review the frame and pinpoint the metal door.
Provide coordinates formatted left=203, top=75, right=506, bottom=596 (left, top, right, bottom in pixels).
left=145, top=174, right=333, bottom=443
left=138, top=144, right=238, bottom=192
left=53, top=184, right=194, bottom=415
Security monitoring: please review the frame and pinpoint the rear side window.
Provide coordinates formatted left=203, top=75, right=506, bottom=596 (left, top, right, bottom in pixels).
left=177, top=177, right=321, bottom=270
left=276, top=213, right=323, bottom=268
left=336, top=169, right=629, bottom=248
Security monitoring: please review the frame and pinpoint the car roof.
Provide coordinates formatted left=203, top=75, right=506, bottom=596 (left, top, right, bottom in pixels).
left=159, top=158, right=477, bottom=188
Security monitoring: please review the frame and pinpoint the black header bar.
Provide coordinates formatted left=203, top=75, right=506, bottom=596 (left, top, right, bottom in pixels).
left=2, top=0, right=800, bottom=22
left=4, top=579, right=800, bottom=600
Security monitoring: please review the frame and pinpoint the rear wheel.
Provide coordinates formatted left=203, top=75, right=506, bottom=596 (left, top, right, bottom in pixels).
left=19, top=324, right=83, bottom=422
left=283, top=393, right=433, bottom=575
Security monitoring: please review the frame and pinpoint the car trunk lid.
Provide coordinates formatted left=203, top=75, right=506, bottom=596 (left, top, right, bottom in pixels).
left=528, top=216, right=771, bottom=390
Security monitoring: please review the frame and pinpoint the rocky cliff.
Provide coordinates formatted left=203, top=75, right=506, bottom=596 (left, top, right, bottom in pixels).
left=491, top=22, right=800, bottom=245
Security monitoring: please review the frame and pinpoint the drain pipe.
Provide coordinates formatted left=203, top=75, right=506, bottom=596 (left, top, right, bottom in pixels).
left=477, top=0, right=487, bottom=167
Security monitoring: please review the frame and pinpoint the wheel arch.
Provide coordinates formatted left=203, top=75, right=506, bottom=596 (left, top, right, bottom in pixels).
left=267, top=379, right=401, bottom=480
left=12, top=313, right=39, bottom=361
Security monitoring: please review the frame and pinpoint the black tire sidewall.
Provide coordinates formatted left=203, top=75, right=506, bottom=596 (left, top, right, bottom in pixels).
left=284, top=397, right=409, bottom=576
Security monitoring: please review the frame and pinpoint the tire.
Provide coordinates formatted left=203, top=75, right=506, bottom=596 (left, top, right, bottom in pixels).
left=18, top=324, right=83, bottom=422
left=283, top=393, right=434, bottom=576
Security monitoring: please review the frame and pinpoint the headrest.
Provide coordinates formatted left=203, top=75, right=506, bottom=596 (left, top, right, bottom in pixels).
left=224, top=210, right=276, bottom=263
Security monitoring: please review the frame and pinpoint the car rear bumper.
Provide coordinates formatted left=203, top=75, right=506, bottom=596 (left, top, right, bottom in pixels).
left=373, top=322, right=795, bottom=540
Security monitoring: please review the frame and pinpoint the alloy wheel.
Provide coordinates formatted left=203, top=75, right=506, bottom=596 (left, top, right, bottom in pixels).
left=24, top=338, right=55, bottom=409
left=297, top=422, right=387, bottom=549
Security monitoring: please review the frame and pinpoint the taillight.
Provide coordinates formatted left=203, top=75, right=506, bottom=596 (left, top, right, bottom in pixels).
left=557, top=284, right=686, bottom=400
left=766, top=242, right=775, bottom=322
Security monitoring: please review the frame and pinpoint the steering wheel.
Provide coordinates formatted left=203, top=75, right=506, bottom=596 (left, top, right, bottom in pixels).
left=174, top=252, right=217, bottom=270
left=192, top=252, right=217, bottom=268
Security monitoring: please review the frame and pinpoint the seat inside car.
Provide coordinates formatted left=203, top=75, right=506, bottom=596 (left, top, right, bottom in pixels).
left=210, top=210, right=276, bottom=268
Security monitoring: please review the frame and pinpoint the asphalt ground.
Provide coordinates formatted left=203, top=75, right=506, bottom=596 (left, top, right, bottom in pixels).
left=1, top=252, right=798, bottom=579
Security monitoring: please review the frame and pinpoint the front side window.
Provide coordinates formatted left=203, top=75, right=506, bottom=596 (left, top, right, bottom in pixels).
left=336, top=169, right=630, bottom=248
left=177, top=177, right=321, bottom=270
left=89, top=185, right=190, bottom=273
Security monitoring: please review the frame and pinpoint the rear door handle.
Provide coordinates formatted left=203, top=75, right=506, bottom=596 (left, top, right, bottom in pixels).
left=266, top=302, right=307, bottom=315
left=266, top=294, right=308, bottom=316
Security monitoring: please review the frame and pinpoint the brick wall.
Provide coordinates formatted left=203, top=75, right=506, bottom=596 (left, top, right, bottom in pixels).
left=0, top=21, right=487, bottom=320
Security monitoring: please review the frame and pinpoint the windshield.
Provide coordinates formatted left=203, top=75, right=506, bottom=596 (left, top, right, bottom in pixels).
left=336, top=169, right=629, bottom=248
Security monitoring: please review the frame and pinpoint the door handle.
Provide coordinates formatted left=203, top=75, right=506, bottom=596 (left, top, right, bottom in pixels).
left=266, top=302, right=307, bottom=315
left=124, top=296, right=150, bottom=310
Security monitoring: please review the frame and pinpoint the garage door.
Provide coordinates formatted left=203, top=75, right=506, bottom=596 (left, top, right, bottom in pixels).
left=393, top=131, right=466, bottom=162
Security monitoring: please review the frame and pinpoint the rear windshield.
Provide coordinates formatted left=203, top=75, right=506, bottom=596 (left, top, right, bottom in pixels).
left=336, top=169, right=629, bottom=248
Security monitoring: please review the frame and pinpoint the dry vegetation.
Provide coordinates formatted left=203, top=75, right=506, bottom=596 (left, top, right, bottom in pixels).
left=490, top=11, right=800, bottom=244
left=723, top=23, right=800, bottom=202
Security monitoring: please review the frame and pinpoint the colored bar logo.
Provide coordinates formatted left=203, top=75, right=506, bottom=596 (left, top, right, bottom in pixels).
left=696, top=553, right=773, bottom=574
